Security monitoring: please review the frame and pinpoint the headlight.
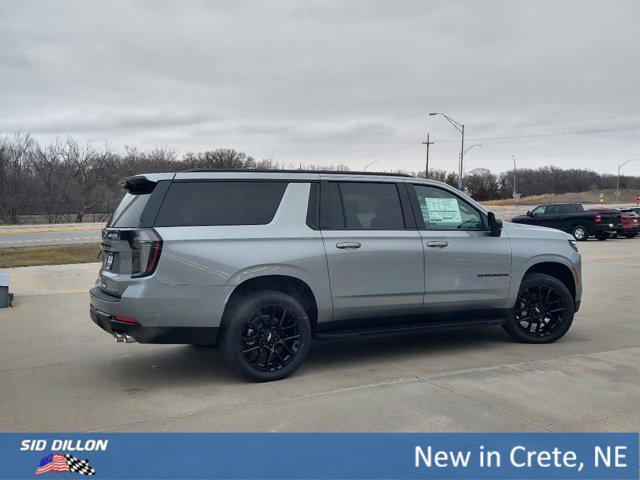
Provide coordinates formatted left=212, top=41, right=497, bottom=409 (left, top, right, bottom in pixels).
left=568, top=239, right=578, bottom=252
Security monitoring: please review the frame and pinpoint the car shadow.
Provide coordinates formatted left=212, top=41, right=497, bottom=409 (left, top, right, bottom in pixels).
left=98, top=326, right=513, bottom=387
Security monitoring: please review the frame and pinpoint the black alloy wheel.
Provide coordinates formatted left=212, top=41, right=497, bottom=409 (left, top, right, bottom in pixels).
left=503, top=273, right=574, bottom=343
left=241, top=304, right=302, bottom=372
left=222, top=290, right=311, bottom=381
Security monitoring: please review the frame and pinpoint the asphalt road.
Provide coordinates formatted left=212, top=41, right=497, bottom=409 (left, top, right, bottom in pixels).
left=0, top=239, right=638, bottom=432
left=0, top=224, right=103, bottom=249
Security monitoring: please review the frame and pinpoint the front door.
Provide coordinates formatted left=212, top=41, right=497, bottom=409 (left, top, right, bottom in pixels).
left=409, top=184, right=512, bottom=312
left=320, top=180, right=424, bottom=321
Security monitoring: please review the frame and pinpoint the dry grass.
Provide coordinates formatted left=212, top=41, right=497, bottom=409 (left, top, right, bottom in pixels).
left=484, top=188, right=640, bottom=206
left=0, top=243, right=101, bottom=268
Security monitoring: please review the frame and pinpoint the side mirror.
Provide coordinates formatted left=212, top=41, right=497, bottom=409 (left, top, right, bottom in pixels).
left=487, top=212, right=503, bottom=237
left=526, top=210, right=532, bottom=216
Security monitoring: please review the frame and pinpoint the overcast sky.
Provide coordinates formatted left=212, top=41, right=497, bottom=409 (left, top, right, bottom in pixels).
left=1, top=0, right=639, bottom=174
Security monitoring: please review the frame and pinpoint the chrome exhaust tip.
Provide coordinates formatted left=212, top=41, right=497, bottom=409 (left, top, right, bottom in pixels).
left=113, top=333, right=125, bottom=343
left=124, top=334, right=137, bottom=343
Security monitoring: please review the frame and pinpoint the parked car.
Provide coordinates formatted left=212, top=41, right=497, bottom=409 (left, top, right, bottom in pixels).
left=511, top=203, right=621, bottom=241
left=90, top=171, right=582, bottom=381
left=622, top=207, right=640, bottom=216
left=588, top=208, right=639, bottom=238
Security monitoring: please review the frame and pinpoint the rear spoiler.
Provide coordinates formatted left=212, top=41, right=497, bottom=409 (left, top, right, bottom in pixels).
left=120, top=176, right=158, bottom=195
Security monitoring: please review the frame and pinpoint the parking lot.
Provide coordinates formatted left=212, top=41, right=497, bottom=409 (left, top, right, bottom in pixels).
left=1, top=238, right=639, bottom=433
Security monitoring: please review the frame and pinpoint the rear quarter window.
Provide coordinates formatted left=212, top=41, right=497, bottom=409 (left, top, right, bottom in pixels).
left=108, top=193, right=152, bottom=228
left=154, top=181, right=288, bottom=227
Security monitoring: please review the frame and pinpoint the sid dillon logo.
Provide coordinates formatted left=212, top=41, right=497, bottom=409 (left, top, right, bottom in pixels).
left=21, top=439, right=107, bottom=476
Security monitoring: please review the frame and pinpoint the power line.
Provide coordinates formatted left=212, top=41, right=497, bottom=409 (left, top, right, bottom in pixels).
left=434, top=124, right=640, bottom=144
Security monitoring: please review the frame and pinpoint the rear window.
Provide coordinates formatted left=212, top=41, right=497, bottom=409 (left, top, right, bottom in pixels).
left=339, top=182, right=405, bottom=230
left=154, top=181, right=288, bottom=227
left=109, top=193, right=152, bottom=228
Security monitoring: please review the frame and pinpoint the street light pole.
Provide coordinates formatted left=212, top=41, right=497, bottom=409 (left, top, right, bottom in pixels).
left=512, top=155, right=518, bottom=209
left=459, top=124, right=464, bottom=190
left=429, top=112, right=465, bottom=190
left=616, top=159, right=636, bottom=200
left=364, top=160, right=378, bottom=172
left=460, top=144, right=482, bottom=176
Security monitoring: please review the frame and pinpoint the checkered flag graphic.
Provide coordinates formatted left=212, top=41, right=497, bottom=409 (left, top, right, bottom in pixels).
left=64, top=454, right=96, bottom=476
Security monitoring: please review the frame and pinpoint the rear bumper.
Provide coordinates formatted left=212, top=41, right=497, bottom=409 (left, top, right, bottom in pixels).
left=617, top=226, right=639, bottom=236
left=89, top=287, right=219, bottom=345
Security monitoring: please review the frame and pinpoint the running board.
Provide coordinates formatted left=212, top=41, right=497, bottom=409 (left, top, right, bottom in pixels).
left=314, top=318, right=505, bottom=341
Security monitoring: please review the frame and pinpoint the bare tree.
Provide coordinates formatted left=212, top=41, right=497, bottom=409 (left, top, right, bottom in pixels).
left=0, top=135, right=36, bottom=224
left=59, top=138, right=110, bottom=222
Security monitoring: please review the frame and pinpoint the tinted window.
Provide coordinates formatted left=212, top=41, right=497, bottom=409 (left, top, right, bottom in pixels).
left=109, top=193, right=151, bottom=228
left=413, top=185, right=483, bottom=230
left=339, top=182, right=404, bottom=230
left=547, top=205, right=561, bottom=214
left=321, top=182, right=345, bottom=229
left=155, top=181, right=287, bottom=227
left=531, top=205, right=547, bottom=216
left=559, top=204, right=577, bottom=214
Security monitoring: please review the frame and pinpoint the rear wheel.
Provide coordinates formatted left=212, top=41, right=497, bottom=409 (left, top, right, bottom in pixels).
left=571, top=225, right=587, bottom=241
left=221, top=290, right=311, bottom=381
left=503, top=273, right=574, bottom=344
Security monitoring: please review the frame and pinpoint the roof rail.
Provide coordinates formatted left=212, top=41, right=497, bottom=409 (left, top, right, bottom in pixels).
left=180, top=168, right=415, bottom=178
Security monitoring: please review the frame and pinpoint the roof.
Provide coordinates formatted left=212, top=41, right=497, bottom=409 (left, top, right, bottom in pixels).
left=181, top=168, right=414, bottom=178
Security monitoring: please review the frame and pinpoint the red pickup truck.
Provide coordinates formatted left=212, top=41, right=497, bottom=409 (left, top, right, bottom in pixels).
left=589, top=208, right=639, bottom=238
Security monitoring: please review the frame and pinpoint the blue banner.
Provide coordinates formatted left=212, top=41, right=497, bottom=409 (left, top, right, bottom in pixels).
left=1, top=433, right=637, bottom=479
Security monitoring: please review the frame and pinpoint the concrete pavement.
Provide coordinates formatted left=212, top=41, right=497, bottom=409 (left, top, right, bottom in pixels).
left=0, top=239, right=639, bottom=432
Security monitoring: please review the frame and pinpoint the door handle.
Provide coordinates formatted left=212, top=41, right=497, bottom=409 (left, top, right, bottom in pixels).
left=336, top=242, right=361, bottom=249
left=426, top=241, right=449, bottom=248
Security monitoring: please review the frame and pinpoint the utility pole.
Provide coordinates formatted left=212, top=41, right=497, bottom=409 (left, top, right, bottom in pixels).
left=422, top=133, right=434, bottom=178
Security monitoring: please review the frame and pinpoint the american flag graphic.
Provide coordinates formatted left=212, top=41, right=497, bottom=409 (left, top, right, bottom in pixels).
left=36, top=453, right=96, bottom=476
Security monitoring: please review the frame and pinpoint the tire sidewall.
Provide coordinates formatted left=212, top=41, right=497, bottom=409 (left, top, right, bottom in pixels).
left=504, top=273, right=575, bottom=344
left=572, top=225, right=587, bottom=241
left=221, top=290, right=312, bottom=382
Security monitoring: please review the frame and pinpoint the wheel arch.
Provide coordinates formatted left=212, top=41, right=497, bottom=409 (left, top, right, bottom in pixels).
left=221, top=275, right=319, bottom=332
left=523, top=262, right=576, bottom=300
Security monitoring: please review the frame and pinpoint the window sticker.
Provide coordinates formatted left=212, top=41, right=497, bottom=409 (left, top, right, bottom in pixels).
left=422, top=197, right=462, bottom=223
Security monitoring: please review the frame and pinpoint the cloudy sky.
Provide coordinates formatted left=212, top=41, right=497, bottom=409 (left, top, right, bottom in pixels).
left=1, top=0, right=639, bottom=174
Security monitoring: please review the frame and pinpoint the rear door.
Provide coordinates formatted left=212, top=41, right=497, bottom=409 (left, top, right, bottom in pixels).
left=408, top=183, right=511, bottom=312
left=319, top=179, right=424, bottom=320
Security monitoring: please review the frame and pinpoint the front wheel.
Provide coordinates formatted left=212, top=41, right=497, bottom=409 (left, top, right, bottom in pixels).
left=503, top=273, right=575, bottom=344
left=571, top=225, right=587, bottom=241
left=221, top=290, right=312, bottom=382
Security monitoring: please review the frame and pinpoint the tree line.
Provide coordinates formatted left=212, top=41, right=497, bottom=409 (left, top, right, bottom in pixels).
left=0, top=134, right=638, bottom=224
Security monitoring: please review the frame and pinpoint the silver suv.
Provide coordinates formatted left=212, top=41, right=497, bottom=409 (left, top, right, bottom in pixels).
left=90, top=170, right=582, bottom=381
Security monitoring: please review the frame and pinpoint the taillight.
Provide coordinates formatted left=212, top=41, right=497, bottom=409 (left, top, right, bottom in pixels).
left=130, top=228, right=163, bottom=278
left=595, top=214, right=601, bottom=223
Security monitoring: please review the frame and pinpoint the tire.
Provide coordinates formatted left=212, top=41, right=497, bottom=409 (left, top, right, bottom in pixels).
left=571, top=224, right=587, bottom=241
left=221, top=290, right=312, bottom=382
left=611, top=232, right=619, bottom=239
left=594, top=231, right=609, bottom=241
left=502, top=273, right=575, bottom=344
